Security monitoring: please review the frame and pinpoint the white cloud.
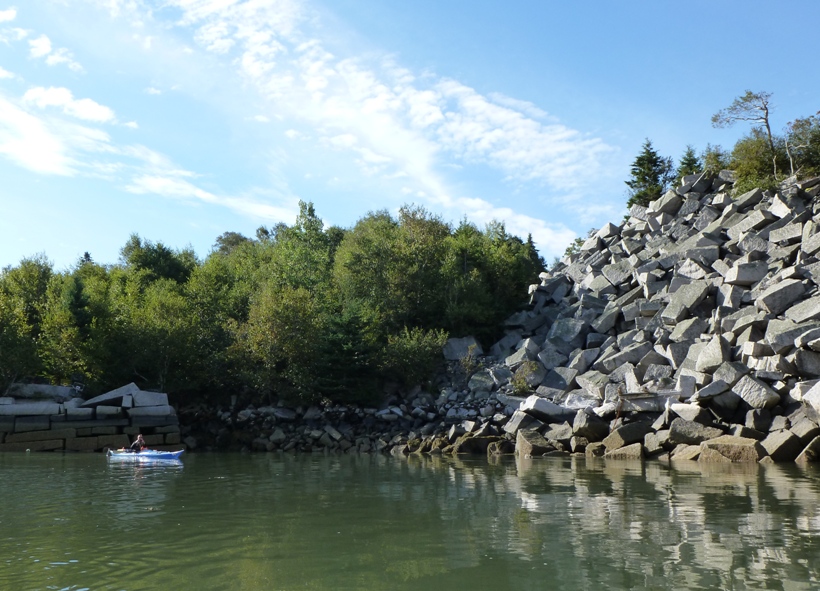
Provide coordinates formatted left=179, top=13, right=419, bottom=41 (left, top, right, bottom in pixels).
left=27, top=33, right=83, bottom=71
left=124, top=120, right=139, bottom=128
left=252, top=114, right=270, bottom=122
left=0, top=95, right=73, bottom=175
left=23, top=86, right=116, bottom=123
left=64, top=0, right=618, bottom=254
left=28, top=34, right=51, bottom=57
left=0, top=66, right=14, bottom=78
left=45, top=48, right=84, bottom=72
left=0, top=7, right=16, bottom=22
left=125, top=173, right=297, bottom=221
left=0, top=26, right=27, bottom=44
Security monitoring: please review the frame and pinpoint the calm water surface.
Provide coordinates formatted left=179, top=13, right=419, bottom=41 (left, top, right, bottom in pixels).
left=2, top=452, right=820, bottom=590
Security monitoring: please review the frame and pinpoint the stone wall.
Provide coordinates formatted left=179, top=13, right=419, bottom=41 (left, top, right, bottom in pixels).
left=0, top=382, right=181, bottom=452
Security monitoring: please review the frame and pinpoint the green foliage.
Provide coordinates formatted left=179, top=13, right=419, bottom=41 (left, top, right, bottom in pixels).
left=785, top=114, right=820, bottom=177
left=1, top=200, right=542, bottom=407
left=701, top=144, right=730, bottom=173
left=120, top=234, right=197, bottom=285
left=675, top=145, right=702, bottom=184
left=0, top=295, right=40, bottom=393
left=379, top=326, right=448, bottom=388
left=212, top=231, right=251, bottom=257
left=625, top=139, right=674, bottom=208
left=729, top=128, right=787, bottom=194
left=241, top=283, right=323, bottom=404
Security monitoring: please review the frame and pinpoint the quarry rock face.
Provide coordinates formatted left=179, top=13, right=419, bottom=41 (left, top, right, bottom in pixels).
left=488, top=172, right=820, bottom=463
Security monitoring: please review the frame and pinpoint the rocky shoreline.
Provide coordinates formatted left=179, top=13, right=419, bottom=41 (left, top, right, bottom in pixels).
left=180, top=171, right=820, bottom=465
left=7, top=172, right=820, bottom=465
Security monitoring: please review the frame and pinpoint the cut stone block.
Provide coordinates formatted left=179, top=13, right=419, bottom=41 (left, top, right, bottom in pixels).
left=670, top=444, right=701, bottom=461
left=699, top=435, right=765, bottom=462
left=604, top=442, right=644, bottom=459
left=785, top=295, right=820, bottom=323
left=669, top=318, right=708, bottom=343
left=516, top=429, right=553, bottom=456
left=725, top=261, right=768, bottom=286
left=5, top=428, right=77, bottom=443
left=732, top=375, right=780, bottom=409
left=726, top=209, right=775, bottom=240
left=97, top=434, right=131, bottom=449
left=766, top=320, right=820, bottom=354
left=668, top=418, right=723, bottom=445
left=756, top=279, right=805, bottom=315
left=795, top=435, right=820, bottom=465
left=648, top=190, right=683, bottom=215
left=598, top=341, right=654, bottom=373
left=669, top=403, right=713, bottom=424
left=761, top=430, right=804, bottom=462
left=14, top=416, right=50, bottom=432
left=695, top=335, right=726, bottom=372
left=0, top=402, right=62, bottom=416
left=519, top=396, right=570, bottom=422
left=602, top=421, right=653, bottom=451
left=81, top=383, right=140, bottom=408
left=572, top=409, right=610, bottom=441
left=127, top=405, right=177, bottom=417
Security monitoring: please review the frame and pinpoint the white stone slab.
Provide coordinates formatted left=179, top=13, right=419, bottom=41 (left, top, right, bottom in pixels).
left=0, top=402, right=62, bottom=416
left=132, top=391, right=169, bottom=407
left=128, top=405, right=176, bottom=417
left=81, top=383, right=140, bottom=408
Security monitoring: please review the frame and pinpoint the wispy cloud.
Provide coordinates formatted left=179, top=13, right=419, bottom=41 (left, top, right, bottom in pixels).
left=0, top=66, right=14, bottom=78
left=28, top=33, right=83, bottom=71
left=161, top=0, right=615, bottom=198
left=23, top=86, right=116, bottom=122
left=125, top=173, right=298, bottom=221
left=60, top=0, right=619, bottom=256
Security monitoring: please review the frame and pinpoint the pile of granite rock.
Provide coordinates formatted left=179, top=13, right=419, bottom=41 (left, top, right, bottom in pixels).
left=489, top=171, right=820, bottom=463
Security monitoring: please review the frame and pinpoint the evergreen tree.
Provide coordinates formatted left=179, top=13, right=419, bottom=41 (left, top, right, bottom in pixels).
left=625, top=139, right=674, bottom=208
left=675, top=144, right=703, bottom=184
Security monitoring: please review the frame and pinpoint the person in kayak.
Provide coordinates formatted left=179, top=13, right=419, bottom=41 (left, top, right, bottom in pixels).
left=129, top=434, right=146, bottom=453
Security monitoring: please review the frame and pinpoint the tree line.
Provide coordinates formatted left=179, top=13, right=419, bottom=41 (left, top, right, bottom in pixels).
left=0, top=203, right=544, bottom=406
left=626, top=90, right=820, bottom=209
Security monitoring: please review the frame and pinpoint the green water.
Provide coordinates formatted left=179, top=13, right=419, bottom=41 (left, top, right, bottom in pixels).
left=2, top=452, right=820, bottom=590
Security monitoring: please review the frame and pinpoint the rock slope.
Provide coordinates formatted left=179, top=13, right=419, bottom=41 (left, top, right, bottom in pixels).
left=492, top=171, right=820, bottom=463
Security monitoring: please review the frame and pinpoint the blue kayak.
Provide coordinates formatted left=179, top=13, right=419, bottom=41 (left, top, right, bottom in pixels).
left=107, top=449, right=184, bottom=461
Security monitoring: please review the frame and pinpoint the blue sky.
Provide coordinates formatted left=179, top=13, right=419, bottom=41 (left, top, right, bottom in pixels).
left=1, top=0, right=818, bottom=270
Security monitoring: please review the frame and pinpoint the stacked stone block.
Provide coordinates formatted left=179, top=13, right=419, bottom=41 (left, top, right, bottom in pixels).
left=0, top=382, right=181, bottom=452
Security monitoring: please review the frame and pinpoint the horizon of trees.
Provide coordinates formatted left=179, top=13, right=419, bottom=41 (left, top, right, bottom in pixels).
left=0, top=203, right=544, bottom=408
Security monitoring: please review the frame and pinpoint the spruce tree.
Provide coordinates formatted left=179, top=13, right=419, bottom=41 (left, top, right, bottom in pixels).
left=625, top=139, right=674, bottom=208
left=675, top=144, right=702, bottom=183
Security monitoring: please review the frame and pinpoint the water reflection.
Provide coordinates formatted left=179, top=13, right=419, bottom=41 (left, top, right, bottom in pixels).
left=1, top=452, right=820, bottom=590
